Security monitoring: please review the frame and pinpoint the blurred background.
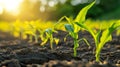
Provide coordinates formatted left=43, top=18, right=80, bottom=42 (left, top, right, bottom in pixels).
left=0, top=0, right=120, bottom=21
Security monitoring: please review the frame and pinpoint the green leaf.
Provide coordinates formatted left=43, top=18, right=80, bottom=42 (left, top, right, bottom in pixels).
left=75, top=22, right=94, bottom=36
left=40, top=38, right=48, bottom=46
left=74, top=24, right=80, bottom=33
left=100, top=30, right=111, bottom=43
left=57, top=16, right=72, bottom=24
left=78, top=38, right=90, bottom=47
left=75, top=0, right=95, bottom=23
left=95, top=22, right=120, bottom=62
left=75, top=22, right=100, bottom=47
left=95, top=30, right=101, bottom=46
left=45, top=28, right=52, bottom=34
left=65, top=24, right=74, bottom=32
left=54, top=38, right=59, bottom=45
left=100, top=22, right=119, bottom=44
left=64, top=34, right=69, bottom=42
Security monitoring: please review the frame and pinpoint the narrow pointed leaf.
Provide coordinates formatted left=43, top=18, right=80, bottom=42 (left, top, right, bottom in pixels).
left=75, top=22, right=94, bottom=36
left=40, top=38, right=48, bottom=46
left=96, top=22, right=120, bottom=62
left=57, top=16, right=72, bottom=24
left=75, top=1, right=95, bottom=23
left=54, top=38, right=59, bottom=45
left=65, top=24, right=74, bottom=32
left=95, top=30, right=101, bottom=46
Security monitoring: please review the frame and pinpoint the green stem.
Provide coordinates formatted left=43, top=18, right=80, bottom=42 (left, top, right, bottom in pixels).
left=95, top=47, right=101, bottom=62
left=29, top=35, right=33, bottom=42
left=35, top=35, right=38, bottom=43
left=95, top=42, right=105, bottom=62
left=50, top=35, right=53, bottom=49
left=73, top=39, right=79, bottom=57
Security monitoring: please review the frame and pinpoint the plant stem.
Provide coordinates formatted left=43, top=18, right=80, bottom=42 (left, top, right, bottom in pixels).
left=50, top=35, right=53, bottom=49
left=73, top=38, right=79, bottom=57
left=95, top=47, right=101, bottom=62
left=35, top=35, right=38, bottom=43
left=29, top=35, right=33, bottom=42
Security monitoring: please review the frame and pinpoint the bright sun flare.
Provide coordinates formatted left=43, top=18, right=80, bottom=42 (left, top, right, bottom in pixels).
left=0, top=0, right=23, bottom=15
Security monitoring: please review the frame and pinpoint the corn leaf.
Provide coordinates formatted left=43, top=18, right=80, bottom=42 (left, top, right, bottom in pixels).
left=57, top=16, right=72, bottom=25
left=95, top=30, right=101, bottom=46
left=100, top=22, right=120, bottom=44
left=75, top=0, right=95, bottom=23
left=75, top=22, right=101, bottom=47
left=96, top=22, right=120, bottom=62
left=75, top=22, right=95, bottom=36
left=64, top=34, right=69, bottom=42
left=78, top=38, right=90, bottom=47
left=73, top=24, right=80, bottom=33
left=100, top=30, right=111, bottom=44
left=45, top=28, right=52, bottom=34
left=54, top=38, right=59, bottom=45
left=41, top=38, right=48, bottom=46
left=65, top=24, right=74, bottom=32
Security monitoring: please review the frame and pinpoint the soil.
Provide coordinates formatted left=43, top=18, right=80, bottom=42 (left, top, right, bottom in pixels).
left=0, top=31, right=120, bottom=67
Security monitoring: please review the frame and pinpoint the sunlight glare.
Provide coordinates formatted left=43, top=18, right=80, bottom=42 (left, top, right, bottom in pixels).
left=0, top=0, right=23, bottom=15
left=40, top=6, right=45, bottom=12
left=48, top=1, right=55, bottom=7
left=0, top=6, right=3, bottom=14
left=40, top=0, right=47, bottom=5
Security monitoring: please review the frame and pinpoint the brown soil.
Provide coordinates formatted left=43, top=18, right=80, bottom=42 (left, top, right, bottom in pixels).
left=0, top=31, right=120, bottom=67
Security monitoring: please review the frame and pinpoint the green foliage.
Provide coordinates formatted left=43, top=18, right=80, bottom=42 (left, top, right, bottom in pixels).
left=75, top=22, right=99, bottom=47
left=0, top=0, right=120, bottom=63
left=65, top=24, right=90, bottom=56
left=76, top=21, right=120, bottom=62
left=64, top=24, right=78, bottom=56
left=75, top=1, right=95, bottom=23
left=25, top=23, right=41, bottom=43
left=40, top=25, right=59, bottom=49
left=96, top=22, right=120, bottom=61
left=58, top=1, right=95, bottom=57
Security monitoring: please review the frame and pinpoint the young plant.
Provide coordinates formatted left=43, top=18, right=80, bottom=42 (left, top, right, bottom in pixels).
left=10, top=21, right=27, bottom=40
left=40, top=28, right=58, bottom=49
left=64, top=24, right=90, bottom=57
left=58, top=1, right=95, bottom=57
left=76, top=21, right=120, bottom=62
left=40, top=23, right=59, bottom=49
left=24, top=22, right=41, bottom=43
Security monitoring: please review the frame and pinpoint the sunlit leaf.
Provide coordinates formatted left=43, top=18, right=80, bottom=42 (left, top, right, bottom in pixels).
left=75, top=0, right=95, bottom=23
left=40, top=38, right=48, bottom=46
left=96, top=22, right=120, bottom=62
left=54, top=38, right=59, bottom=45
left=95, top=30, right=101, bottom=46
left=75, top=22, right=94, bottom=36
left=58, top=16, right=72, bottom=24
left=65, top=24, right=74, bottom=32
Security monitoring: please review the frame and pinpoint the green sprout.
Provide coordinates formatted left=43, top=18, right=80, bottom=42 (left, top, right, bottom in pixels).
left=10, top=21, right=27, bottom=40
left=58, top=1, right=95, bottom=57
left=76, top=21, right=120, bottom=62
left=64, top=24, right=90, bottom=57
left=40, top=22, right=59, bottom=49
left=24, top=22, right=41, bottom=43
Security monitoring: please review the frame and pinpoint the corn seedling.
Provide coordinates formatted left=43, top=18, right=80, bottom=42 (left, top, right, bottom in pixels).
left=10, top=21, right=27, bottom=40
left=23, top=21, right=41, bottom=43
left=58, top=1, right=95, bottom=57
left=40, top=23, right=59, bottom=49
left=76, top=20, right=120, bottom=62
left=28, top=23, right=38, bottom=43
left=64, top=24, right=90, bottom=56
